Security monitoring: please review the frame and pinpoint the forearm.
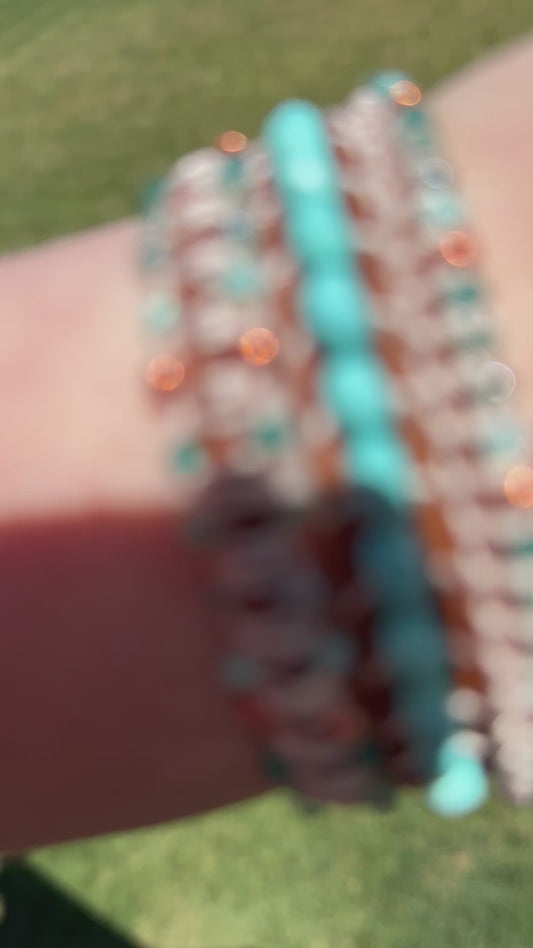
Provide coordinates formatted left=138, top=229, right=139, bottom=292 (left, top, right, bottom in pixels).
left=0, top=221, right=268, bottom=853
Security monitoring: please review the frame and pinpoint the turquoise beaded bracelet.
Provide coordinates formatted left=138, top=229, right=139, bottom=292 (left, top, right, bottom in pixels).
left=261, top=96, right=482, bottom=813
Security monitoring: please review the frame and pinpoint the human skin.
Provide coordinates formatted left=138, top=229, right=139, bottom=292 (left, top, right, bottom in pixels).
left=1, top=35, right=532, bottom=852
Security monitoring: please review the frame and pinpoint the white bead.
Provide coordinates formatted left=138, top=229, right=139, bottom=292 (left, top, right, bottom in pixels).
left=178, top=195, right=234, bottom=232
left=469, top=598, right=516, bottom=639
left=200, top=362, right=254, bottom=436
left=188, top=301, right=243, bottom=354
left=169, top=148, right=224, bottom=188
left=180, top=240, right=239, bottom=281
left=446, top=688, right=484, bottom=725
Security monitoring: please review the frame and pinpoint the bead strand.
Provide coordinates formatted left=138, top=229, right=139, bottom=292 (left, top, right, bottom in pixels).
left=262, top=97, right=453, bottom=787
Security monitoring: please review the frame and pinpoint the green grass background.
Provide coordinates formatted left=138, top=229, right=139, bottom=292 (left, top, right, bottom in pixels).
left=1, top=1, right=533, bottom=945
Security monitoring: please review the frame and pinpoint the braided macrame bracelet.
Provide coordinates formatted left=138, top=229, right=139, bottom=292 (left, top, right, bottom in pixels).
left=138, top=74, right=533, bottom=817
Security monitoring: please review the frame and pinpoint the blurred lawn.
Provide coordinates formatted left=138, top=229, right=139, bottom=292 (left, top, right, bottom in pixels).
left=1, top=0, right=533, bottom=946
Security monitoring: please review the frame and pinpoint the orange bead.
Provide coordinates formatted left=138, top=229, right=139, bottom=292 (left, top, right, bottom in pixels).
left=440, top=230, right=479, bottom=268
left=239, top=327, right=280, bottom=366
left=218, top=130, right=248, bottom=154
left=390, top=80, right=422, bottom=107
left=146, top=353, right=185, bottom=392
left=504, top=465, right=533, bottom=508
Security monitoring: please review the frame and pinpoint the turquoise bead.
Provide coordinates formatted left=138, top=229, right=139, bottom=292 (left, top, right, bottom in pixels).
left=170, top=442, right=205, bottom=475
left=358, top=525, right=430, bottom=601
left=321, top=355, right=392, bottom=432
left=300, top=270, right=370, bottom=348
left=277, top=152, right=338, bottom=199
left=142, top=294, right=179, bottom=335
left=286, top=202, right=353, bottom=265
left=427, top=742, right=489, bottom=817
left=262, top=99, right=331, bottom=157
left=378, top=612, right=447, bottom=677
left=401, top=676, right=450, bottom=716
left=220, top=654, right=262, bottom=692
left=345, top=432, right=411, bottom=504
left=400, top=681, right=449, bottom=746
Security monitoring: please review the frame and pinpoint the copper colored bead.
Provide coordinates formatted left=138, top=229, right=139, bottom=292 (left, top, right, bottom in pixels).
left=504, top=464, right=533, bottom=508
left=440, top=230, right=479, bottom=268
left=145, top=354, right=185, bottom=392
left=390, top=80, right=422, bottom=107
left=218, top=130, right=248, bottom=154
left=239, top=327, right=280, bottom=366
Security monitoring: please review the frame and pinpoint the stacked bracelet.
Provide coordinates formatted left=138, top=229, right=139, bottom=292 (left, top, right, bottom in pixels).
left=138, top=72, right=533, bottom=817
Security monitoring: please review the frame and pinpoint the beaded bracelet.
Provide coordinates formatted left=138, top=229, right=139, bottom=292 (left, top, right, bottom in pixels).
left=374, top=74, right=533, bottom=802
left=138, top=72, right=533, bottom=816
left=250, top=145, right=419, bottom=788
left=328, top=84, right=492, bottom=813
left=143, top=137, right=390, bottom=807
left=261, top=97, right=475, bottom=806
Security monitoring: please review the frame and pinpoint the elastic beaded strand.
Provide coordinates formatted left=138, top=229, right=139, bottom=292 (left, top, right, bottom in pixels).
left=376, top=73, right=533, bottom=803
left=262, top=98, right=454, bottom=789
left=330, top=86, right=491, bottom=815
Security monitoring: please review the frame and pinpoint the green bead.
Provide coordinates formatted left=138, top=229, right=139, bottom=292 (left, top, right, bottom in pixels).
left=227, top=210, right=253, bottom=242
left=352, top=742, right=381, bottom=767
left=170, top=442, right=205, bottom=475
left=480, top=419, right=525, bottom=458
left=401, top=112, right=432, bottom=148
left=300, top=270, right=370, bottom=349
left=142, top=294, right=179, bottom=334
left=371, top=71, right=408, bottom=96
left=223, top=262, right=260, bottom=298
left=321, top=355, right=392, bottom=432
left=222, top=156, right=245, bottom=188
left=449, top=283, right=481, bottom=306
left=263, top=750, right=291, bottom=783
left=514, top=539, right=533, bottom=556
left=315, top=634, right=358, bottom=672
left=419, top=189, right=463, bottom=226
left=345, top=432, right=411, bottom=505
left=254, top=419, right=289, bottom=452
left=140, top=177, right=166, bottom=217
left=139, top=239, right=166, bottom=272
left=220, top=654, right=262, bottom=692
left=460, top=331, right=492, bottom=352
